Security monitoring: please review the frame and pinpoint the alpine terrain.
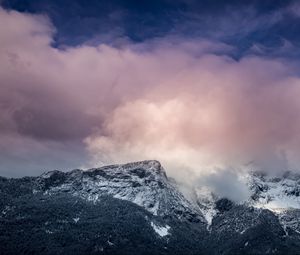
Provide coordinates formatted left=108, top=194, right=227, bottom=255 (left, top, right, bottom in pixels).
left=1, top=160, right=300, bottom=255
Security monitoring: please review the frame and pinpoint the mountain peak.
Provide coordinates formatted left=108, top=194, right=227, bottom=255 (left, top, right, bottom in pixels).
left=35, top=160, right=202, bottom=222
left=88, top=160, right=167, bottom=179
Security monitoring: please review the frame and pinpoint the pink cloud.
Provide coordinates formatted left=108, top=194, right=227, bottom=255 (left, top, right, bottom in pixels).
left=1, top=7, right=300, bottom=180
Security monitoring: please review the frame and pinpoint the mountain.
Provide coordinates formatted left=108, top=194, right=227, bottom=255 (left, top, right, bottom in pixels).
left=37, top=160, right=203, bottom=222
left=1, top=160, right=300, bottom=254
left=248, top=171, right=300, bottom=236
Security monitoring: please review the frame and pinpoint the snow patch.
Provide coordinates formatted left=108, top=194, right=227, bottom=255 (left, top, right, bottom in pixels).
left=240, top=229, right=247, bottom=234
left=107, top=240, right=114, bottom=246
left=194, top=187, right=217, bottom=227
left=73, top=217, right=80, bottom=223
left=201, top=206, right=217, bottom=227
left=151, top=222, right=170, bottom=237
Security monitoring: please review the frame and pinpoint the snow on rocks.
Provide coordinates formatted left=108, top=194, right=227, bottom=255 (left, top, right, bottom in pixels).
left=37, top=160, right=204, bottom=221
left=151, top=222, right=171, bottom=237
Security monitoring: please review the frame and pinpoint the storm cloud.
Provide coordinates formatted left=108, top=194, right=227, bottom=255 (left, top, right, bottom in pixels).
left=1, top=5, right=300, bottom=188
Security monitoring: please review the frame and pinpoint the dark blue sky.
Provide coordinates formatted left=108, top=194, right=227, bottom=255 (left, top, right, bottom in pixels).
left=2, top=0, right=300, bottom=58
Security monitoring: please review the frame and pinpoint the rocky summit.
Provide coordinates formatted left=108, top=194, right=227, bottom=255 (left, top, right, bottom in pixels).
left=1, top=160, right=300, bottom=254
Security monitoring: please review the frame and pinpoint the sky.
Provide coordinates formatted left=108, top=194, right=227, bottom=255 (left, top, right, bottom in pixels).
left=1, top=0, right=300, bottom=189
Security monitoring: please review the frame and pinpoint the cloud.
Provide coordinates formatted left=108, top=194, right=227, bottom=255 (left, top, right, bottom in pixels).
left=85, top=55, right=300, bottom=178
left=287, top=2, right=300, bottom=17
left=196, top=169, right=251, bottom=202
left=1, top=6, right=300, bottom=187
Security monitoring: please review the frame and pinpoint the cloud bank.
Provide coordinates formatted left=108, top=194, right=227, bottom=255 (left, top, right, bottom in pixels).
left=1, top=7, right=300, bottom=189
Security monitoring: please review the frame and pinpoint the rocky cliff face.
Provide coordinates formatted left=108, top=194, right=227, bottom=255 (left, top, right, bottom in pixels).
left=1, top=160, right=300, bottom=254
left=35, top=160, right=204, bottom=222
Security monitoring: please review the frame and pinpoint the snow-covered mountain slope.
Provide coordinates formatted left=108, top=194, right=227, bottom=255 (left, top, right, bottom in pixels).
left=248, top=171, right=300, bottom=211
left=3, top=161, right=300, bottom=254
left=35, top=160, right=204, bottom=222
left=247, top=171, right=300, bottom=234
left=181, top=170, right=300, bottom=226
